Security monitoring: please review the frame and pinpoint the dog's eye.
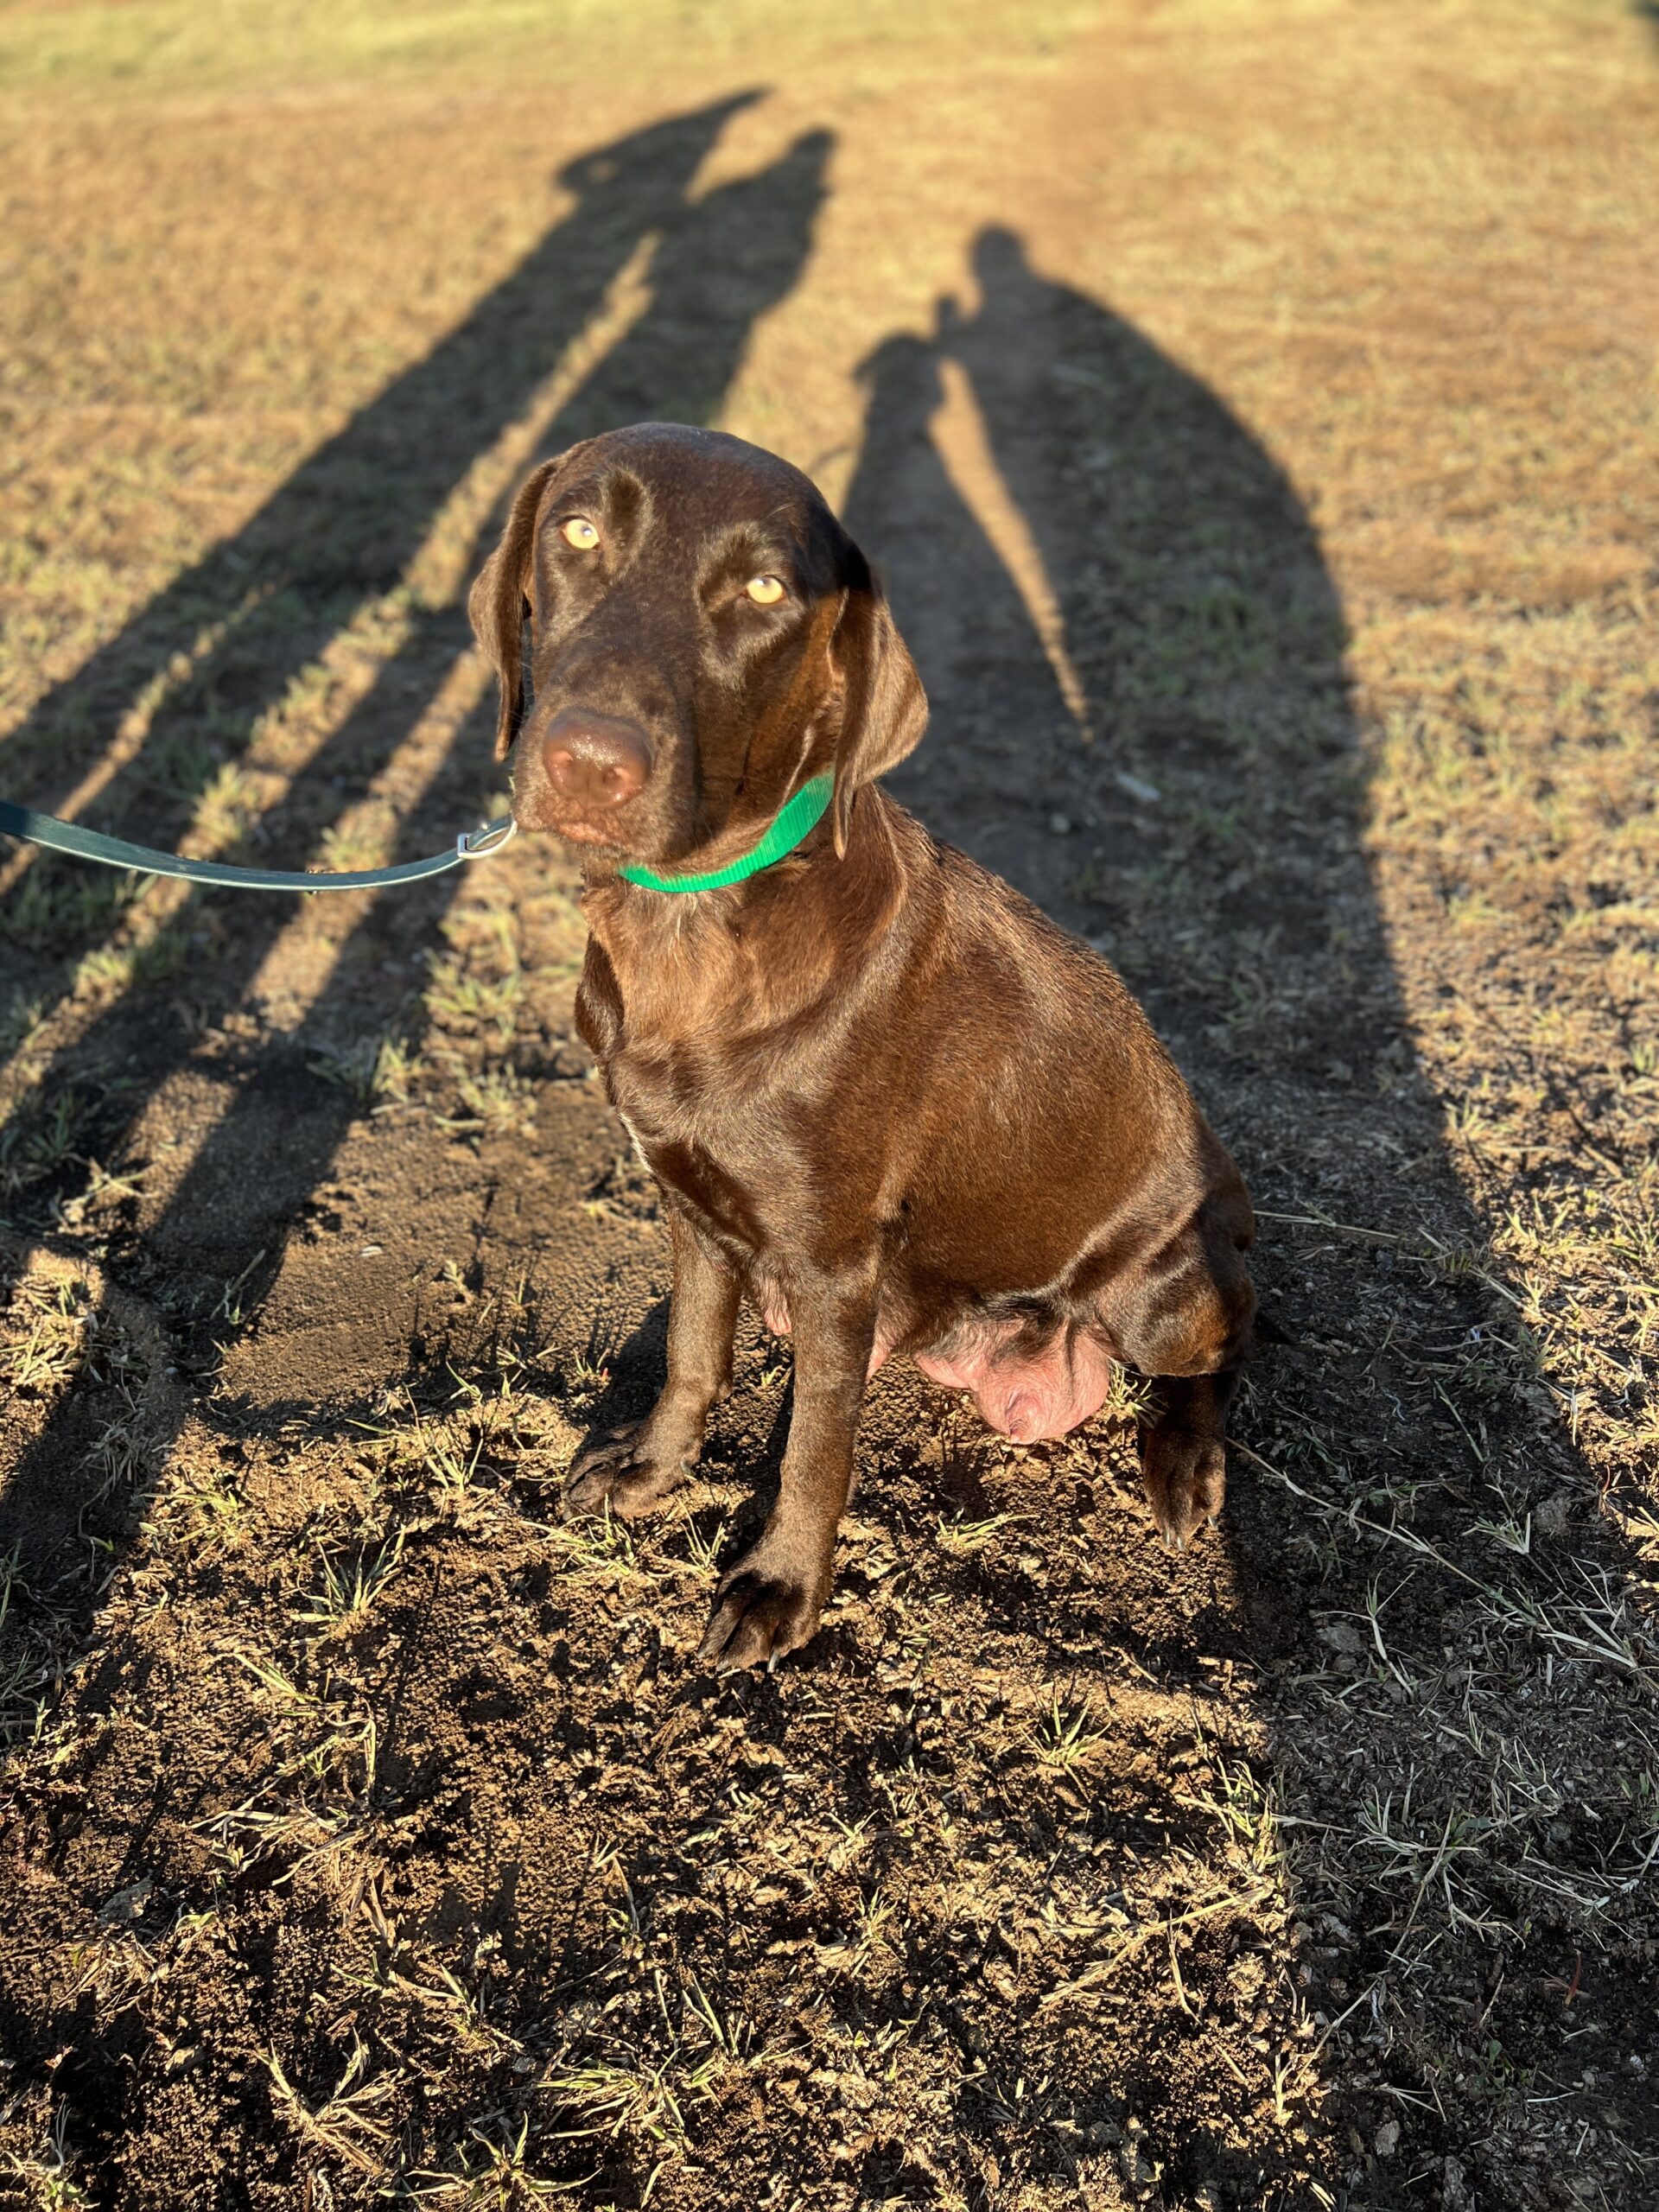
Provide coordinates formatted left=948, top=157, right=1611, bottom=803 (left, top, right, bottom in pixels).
left=560, top=518, right=601, bottom=550
left=744, top=575, right=786, bottom=606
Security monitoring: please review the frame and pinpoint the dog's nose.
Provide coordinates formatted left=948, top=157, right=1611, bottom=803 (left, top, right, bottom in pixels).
left=542, top=709, right=652, bottom=809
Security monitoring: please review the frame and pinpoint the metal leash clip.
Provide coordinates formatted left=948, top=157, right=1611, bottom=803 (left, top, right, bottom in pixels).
left=456, top=817, right=517, bottom=862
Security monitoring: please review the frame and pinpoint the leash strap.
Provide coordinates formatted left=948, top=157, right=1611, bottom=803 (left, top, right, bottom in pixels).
left=617, top=772, right=834, bottom=894
left=0, top=799, right=515, bottom=893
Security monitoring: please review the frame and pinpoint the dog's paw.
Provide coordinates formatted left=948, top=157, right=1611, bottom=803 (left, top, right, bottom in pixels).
left=1140, top=1427, right=1225, bottom=1552
left=697, top=1547, right=826, bottom=1674
left=563, top=1422, right=689, bottom=1521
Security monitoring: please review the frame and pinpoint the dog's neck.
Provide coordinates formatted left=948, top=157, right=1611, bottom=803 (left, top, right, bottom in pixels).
left=579, top=789, right=907, bottom=1046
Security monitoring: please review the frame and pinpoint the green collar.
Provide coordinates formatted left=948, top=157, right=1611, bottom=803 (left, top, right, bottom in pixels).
left=616, top=772, right=833, bottom=894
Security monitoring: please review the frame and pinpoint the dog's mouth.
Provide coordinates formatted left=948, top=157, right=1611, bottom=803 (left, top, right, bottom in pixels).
left=537, top=809, right=625, bottom=849
left=512, top=792, right=636, bottom=856
left=514, top=769, right=795, bottom=885
left=512, top=780, right=691, bottom=871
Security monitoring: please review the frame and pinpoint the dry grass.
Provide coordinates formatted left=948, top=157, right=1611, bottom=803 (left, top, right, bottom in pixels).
left=2, top=2, right=1656, bottom=2209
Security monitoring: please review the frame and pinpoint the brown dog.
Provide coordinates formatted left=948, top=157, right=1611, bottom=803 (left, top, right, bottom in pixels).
left=470, top=423, right=1256, bottom=1671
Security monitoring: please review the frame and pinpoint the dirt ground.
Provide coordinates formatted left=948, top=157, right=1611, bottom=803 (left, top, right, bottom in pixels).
left=2, top=3, right=1656, bottom=2207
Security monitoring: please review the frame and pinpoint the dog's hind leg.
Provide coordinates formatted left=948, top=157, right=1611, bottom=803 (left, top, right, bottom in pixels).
left=1110, top=1195, right=1255, bottom=1548
left=564, top=1211, right=740, bottom=1521
left=1139, top=1368, right=1239, bottom=1549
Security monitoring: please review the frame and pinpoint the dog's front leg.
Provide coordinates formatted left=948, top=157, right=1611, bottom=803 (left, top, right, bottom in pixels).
left=698, top=1262, right=876, bottom=1673
left=565, top=1210, right=740, bottom=1520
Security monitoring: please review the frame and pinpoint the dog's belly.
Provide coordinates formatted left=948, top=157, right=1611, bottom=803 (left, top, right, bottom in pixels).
left=758, top=1293, right=1116, bottom=1446
left=912, top=1319, right=1116, bottom=1443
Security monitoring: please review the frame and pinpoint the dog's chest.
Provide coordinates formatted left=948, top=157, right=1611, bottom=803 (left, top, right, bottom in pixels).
left=604, top=1046, right=778, bottom=1255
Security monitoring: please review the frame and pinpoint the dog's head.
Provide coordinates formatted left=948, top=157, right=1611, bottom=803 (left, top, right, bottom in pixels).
left=468, top=424, right=926, bottom=871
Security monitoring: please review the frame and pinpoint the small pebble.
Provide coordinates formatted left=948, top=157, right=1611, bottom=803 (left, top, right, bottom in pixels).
left=1375, top=2119, right=1401, bottom=2158
left=360, top=1243, right=384, bottom=1256
left=1048, top=811, right=1072, bottom=836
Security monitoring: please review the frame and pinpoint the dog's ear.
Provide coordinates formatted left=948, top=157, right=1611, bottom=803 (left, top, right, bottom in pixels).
left=829, top=549, right=927, bottom=856
left=468, top=458, right=563, bottom=760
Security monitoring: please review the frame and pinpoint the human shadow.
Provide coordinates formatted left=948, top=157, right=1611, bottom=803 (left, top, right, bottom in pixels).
left=841, top=227, right=1656, bottom=2199
left=0, top=108, right=831, bottom=1662
left=0, top=92, right=753, bottom=1243
left=0, top=97, right=753, bottom=835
